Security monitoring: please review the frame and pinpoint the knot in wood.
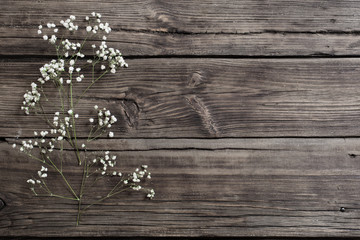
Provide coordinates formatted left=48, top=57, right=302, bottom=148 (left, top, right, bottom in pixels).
left=188, top=71, right=204, bottom=88
left=0, top=198, right=5, bottom=211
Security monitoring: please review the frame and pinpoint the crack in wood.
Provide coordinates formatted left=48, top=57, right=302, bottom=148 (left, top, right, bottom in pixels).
left=185, top=95, right=219, bottom=137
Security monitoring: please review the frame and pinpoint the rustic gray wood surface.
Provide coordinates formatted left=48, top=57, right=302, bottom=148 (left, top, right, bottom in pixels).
left=2, top=0, right=360, bottom=238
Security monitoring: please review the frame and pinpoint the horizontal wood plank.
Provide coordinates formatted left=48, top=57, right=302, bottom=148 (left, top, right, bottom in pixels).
left=2, top=27, right=360, bottom=57
left=1, top=138, right=360, bottom=237
left=4, top=1, right=360, bottom=57
left=3, top=0, right=360, bottom=33
left=2, top=58, right=360, bottom=138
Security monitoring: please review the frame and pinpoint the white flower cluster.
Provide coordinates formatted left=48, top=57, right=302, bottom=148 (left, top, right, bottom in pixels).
left=147, top=189, right=155, bottom=199
left=37, top=130, right=56, bottom=154
left=38, top=23, right=58, bottom=44
left=89, top=105, right=117, bottom=138
left=90, top=155, right=154, bottom=198
left=97, top=106, right=117, bottom=128
left=85, top=12, right=111, bottom=34
left=93, top=151, right=119, bottom=176
left=95, top=41, right=128, bottom=74
left=21, top=82, right=41, bottom=115
left=60, top=15, right=78, bottom=31
left=62, top=39, right=81, bottom=56
left=19, top=139, right=35, bottom=153
left=52, top=112, right=69, bottom=139
left=38, top=166, right=48, bottom=178
left=124, top=165, right=154, bottom=199
left=27, top=179, right=41, bottom=185
left=38, top=59, right=65, bottom=84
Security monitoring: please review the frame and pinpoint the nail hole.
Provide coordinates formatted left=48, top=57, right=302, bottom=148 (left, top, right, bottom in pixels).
left=340, top=207, right=346, bottom=212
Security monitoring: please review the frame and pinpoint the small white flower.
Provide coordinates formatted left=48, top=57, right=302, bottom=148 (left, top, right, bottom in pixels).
left=102, top=36, right=107, bottom=40
left=94, top=105, right=98, bottom=110
left=70, top=15, right=76, bottom=21
left=54, top=28, right=58, bottom=33
left=109, top=132, right=114, bottom=138
left=12, top=143, right=16, bottom=148
left=66, top=79, right=71, bottom=84
left=91, top=44, right=96, bottom=48
left=86, top=26, right=92, bottom=32
left=110, top=68, right=116, bottom=74
left=68, top=109, right=73, bottom=115
left=76, top=77, right=82, bottom=82
left=69, top=60, right=75, bottom=65
left=76, top=68, right=81, bottom=72
left=43, top=35, right=48, bottom=40
left=75, top=114, right=79, bottom=118
left=38, top=25, right=43, bottom=29
left=27, top=179, right=36, bottom=184
left=87, top=59, right=93, bottom=63
left=101, top=65, right=106, bottom=70
left=38, top=30, right=42, bottom=34
left=91, top=12, right=96, bottom=17
left=81, top=143, right=86, bottom=148
left=89, top=118, right=94, bottom=123
left=85, top=16, right=89, bottom=21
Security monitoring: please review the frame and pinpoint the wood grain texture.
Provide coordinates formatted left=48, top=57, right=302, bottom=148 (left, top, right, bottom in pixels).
left=3, top=0, right=360, bottom=238
left=2, top=58, right=360, bottom=138
left=2, top=27, right=360, bottom=57
left=3, top=0, right=360, bottom=33
left=4, top=0, right=360, bottom=57
left=1, top=138, right=360, bottom=237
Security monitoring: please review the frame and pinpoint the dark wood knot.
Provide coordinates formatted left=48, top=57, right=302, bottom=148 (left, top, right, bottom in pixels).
left=0, top=198, right=5, bottom=211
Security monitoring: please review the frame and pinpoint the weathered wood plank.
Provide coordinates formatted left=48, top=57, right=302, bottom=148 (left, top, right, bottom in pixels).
left=4, top=1, right=360, bottom=57
left=2, top=27, right=360, bottom=57
left=2, top=58, right=360, bottom=138
left=1, top=138, right=360, bottom=237
left=3, top=0, right=360, bottom=33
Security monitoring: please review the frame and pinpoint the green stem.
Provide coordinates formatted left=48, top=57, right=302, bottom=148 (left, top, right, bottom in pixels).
left=47, top=156, right=79, bottom=200
left=36, top=194, right=78, bottom=201
left=69, top=83, right=81, bottom=165
left=81, top=187, right=130, bottom=212
left=74, top=70, right=108, bottom=107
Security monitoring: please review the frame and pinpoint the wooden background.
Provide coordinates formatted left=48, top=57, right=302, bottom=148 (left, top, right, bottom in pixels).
left=2, top=0, right=360, bottom=238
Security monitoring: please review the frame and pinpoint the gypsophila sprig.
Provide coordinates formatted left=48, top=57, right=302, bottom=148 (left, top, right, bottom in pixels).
left=13, top=13, right=154, bottom=226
